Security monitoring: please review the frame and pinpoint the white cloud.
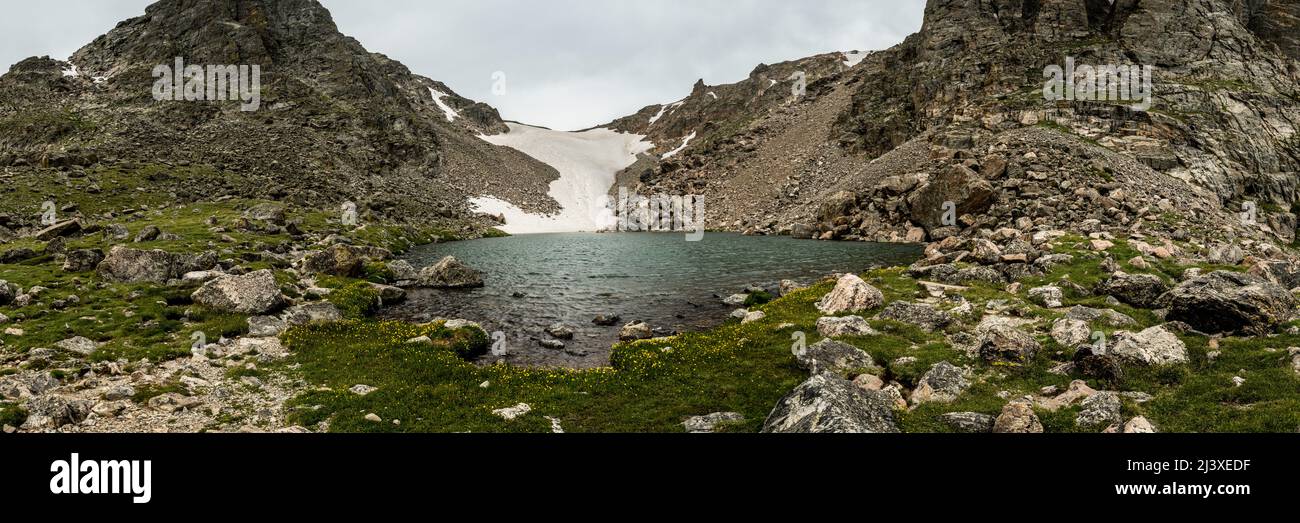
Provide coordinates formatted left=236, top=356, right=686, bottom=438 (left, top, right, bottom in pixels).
left=1, top=0, right=926, bottom=130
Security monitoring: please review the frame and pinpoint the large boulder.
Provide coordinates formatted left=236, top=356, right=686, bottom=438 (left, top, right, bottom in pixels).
left=0, top=280, right=18, bottom=306
left=416, top=256, right=484, bottom=288
left=1076, top=391, right=1123, bottom=429
left=1065, top=305, right=1137, bottom=327
left=795, top=339, right=877, bottom=376
left=1160, top=271, right=1296, bottom=335
left=1050, top=318, right=1092, bottom=347
left=815, top=316, right=877, bottom=338
left=96, top=246, right=218, bottom=284
left=1094, top=272, right=1169, bottom=309
left=910, top=361, right=971, bottom=405
left=618, top=321, right=653, bottom=341
left=761, top=374, right=899, bottom=433
left=33, top=219, right=81, bottom=241
left=876, top=301, right=954, bottom=330
left=300, top=244, right=367, bottom=277
left=61, top=248, right=104, bottom=273
left=1109, top=325, right=1188, bottom=366
left=907, top=164, right=995, bottom=232
left=280, top=303, right=343, bottom=326
left=243, top=203, right=287, bottom=225
left=992, top=400, right=1043, bottom=433
left=977, top=324, right=1041, bottom=364
left=816, top=274, right=884, bottom=314
left=191, top=270, right=285, bottom=315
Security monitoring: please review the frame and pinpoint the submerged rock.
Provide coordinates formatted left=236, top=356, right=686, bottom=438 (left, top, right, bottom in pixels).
left=416, top=256, right=484, bottom=288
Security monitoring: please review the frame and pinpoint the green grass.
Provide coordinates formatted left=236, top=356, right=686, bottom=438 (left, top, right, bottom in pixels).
left=0, top=402, right=27, bottom=428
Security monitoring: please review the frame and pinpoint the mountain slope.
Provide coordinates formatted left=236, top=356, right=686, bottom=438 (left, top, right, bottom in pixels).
left=614, top=0, right=1300, bottom=253
left=0, top=0, right=559, bottom=225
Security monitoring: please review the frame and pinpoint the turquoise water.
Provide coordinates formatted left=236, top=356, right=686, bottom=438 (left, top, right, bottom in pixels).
left=386, top=233, right=921, bottom=367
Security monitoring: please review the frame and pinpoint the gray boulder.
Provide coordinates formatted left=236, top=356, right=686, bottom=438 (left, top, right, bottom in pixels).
left=618, top=321, right=653, bottom=341
left=977, top=324, right=1041, bottom=364
left=796, top=339, right=877, bottom=376
left=247, top=316, right=289, bottom=337
left=1161, top=271, right=1296, bottom=335
left=815, top=316, right=876, bottom=338
left=683, top=412, right=744, bottom=433
left=0, top=280, right=18, bottom=306
left=281, top=303, right=343, bottom=326
left=1050, top=318, right=1092, bottom=347
left=191, top=270, right=285, bottom=315
left=97, top=246, right=218, bottom=284
left=300, top=244, right=368, bottom=277
left=54, top=336, right=97, bottom=356
left=243, top=203, right=287, bottom=225
left=1109, top=325, right=1188, bottom=365
left=1094, top=272, right=1169, bottom=309
left=910, top=361, right=971, bottom=405
left=761, top=374, right=899, bottom=433
left=992, top=400, right=1043, bottom=433
left=416, top=256, right=484, bottom=288
left=907, top=164, right=994, bottom=232
left=876, top=301, right=954, bottom=330
left=61, top=249, right=104, bottom=272
left=1027, top=285, right=1064, bottom=308
left=1076, top=391, right=1123, bottom=429
left=941, top=412, right=996, bottom=433
left=34, top=219, right=81, bottom=241
left=816, top=274, right=884, bottom=314
left=1065, top=305, right=1137, bottom=327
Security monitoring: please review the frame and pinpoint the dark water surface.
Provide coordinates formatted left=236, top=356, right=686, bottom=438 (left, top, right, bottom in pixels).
left=383, top=233, right=921, bottom=367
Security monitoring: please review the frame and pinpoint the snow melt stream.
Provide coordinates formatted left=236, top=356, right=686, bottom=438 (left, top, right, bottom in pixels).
left=471, top=123, right=653, bottom=234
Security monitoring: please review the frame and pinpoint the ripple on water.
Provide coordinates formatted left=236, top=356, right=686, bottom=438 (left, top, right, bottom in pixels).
left=381, top=233, right=921, bottom=368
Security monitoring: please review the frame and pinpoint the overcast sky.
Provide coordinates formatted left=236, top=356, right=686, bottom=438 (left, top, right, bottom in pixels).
left=0, top=0, right=926, bottom=130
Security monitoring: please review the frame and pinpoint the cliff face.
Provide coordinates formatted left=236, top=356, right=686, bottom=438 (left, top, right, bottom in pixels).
left=610, top=0, right=1300, bottom=250
left=0, top=0, right=560, bottom=221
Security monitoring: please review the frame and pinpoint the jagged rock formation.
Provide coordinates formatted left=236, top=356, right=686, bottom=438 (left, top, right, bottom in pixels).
left=614, top=0, right=1300, bottom=250
left=0, top=0, right=559, bottom=224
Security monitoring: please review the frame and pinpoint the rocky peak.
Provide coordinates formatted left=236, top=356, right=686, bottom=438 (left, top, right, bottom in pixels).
left=0, top=0, right=558, bottom=224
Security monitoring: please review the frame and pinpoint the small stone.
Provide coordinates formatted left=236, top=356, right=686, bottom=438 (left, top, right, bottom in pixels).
left=350, top=384, right=378, bottom=396
left=364, top=413, right=382, bottom=422
left=683, top=412, right=744, bottom=433
left=492, top=403, right=532, bottom=421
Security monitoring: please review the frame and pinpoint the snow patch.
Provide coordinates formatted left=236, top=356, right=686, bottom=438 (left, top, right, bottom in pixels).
left=61, top=64, right=79, bottom=77
left=662, top=131, right=696, bottom=159
left=429, top=88, right=460, bottom=122
left=842, top=51, right=870, bottom=69
left=648, top=100, right=684, bottom=126
left=473, top=123, right=653, bottom=233
left=707, top=92, right=718, bottom=100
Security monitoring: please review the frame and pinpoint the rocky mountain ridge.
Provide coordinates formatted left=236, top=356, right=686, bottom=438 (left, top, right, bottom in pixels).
left=614, top=0, right=1300, bottom=260
left=0, top=0, right=561, bottom=227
